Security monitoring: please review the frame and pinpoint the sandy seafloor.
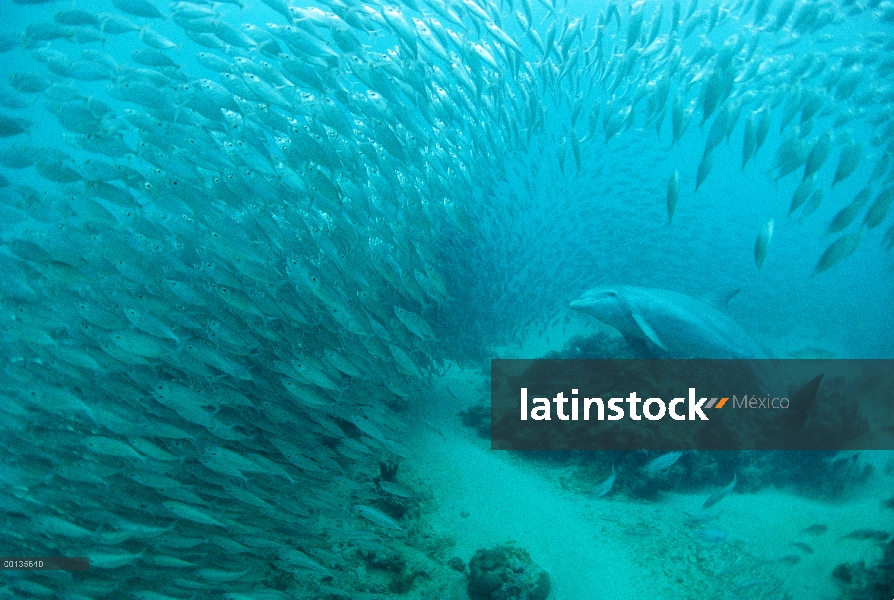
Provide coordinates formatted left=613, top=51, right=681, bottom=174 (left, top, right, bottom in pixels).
left=396, top=346, right=894, bottom=600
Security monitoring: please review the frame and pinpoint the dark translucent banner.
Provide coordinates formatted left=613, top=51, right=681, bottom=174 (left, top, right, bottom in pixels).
left=491, top=360, right=894, bottom=450
left=0, top=557, right=89, bottom=571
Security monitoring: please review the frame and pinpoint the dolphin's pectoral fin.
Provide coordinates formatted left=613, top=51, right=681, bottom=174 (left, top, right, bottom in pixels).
left=621, top=333, right=660, bottom=358
left=632, top=312, right=668, bottom=352
left=701, top=287, right=741, bottom=310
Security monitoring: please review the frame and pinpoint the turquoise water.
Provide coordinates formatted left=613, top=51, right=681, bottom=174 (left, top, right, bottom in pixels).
left=0, top=0, right=893, bottom=597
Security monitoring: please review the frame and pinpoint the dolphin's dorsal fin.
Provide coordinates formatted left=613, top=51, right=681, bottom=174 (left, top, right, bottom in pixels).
left=701, top=287, right=741, bottom=310
left=632, top=312, right=668, bottom=351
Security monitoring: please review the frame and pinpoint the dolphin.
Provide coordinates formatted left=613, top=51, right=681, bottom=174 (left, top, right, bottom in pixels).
left=569, top=285, right=768, bottom=359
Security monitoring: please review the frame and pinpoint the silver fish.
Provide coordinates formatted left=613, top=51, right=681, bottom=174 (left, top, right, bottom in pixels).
left=593, top=463, right=616, bottom=497
left=753, top=219, right=774, bottom=271
left=702, top=472, right=737, bottom=509
left=645, top=451, right=682, bottom=475
left=353, top=505, right=408, bottom=537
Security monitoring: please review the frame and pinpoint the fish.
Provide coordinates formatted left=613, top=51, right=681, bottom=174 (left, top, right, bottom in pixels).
left=702, top=472, right=737, bottom=509
left=753, top=219, right=773, bottom=271
left=803, top=130, right=833, bottom=180
left=353, top=505, right=408, bottom=537
left=0, top=114, right=33, bottom=137
left=162, top=502, right=226, bottom=527
left=645, top=451, right=682, bottom=475
left=277, top=549, right=335, bottom=578
left=827, top=187, right=872, bottom=235
left=839, top=529, right=892, bottom=542
left=695, top=147, right=714, bottom=191
left=394, top=306, right=436, bottom=340
left=666, top=171, right=679, bottom=223
left=91, top=552, right=145, bottom=569
left=592, top=463, right=616, bottom=497
left=112, top=0, right=163, bottom=19
left=377, top=480, right=414, bottom=498
left=864, top=185, right=894, bottom=229
left=800, top=524, right=828, bottom=535
left=800, top=189, right=825, bottom=221
left=789, top=174, right=816, bottom=215
left=832, top=141, right=861, bottom=186
left=570, top=285, right=767, bottom=359
left=83, top=436, right=145, bottom=460
left=741, top=110, right=757, bottom=169
left=792, top=541, right=814, bottom=554
left=814, top=228, right=865, bottom=275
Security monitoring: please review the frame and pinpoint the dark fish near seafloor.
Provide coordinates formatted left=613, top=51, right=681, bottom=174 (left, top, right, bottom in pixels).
left=840, top=529, right=892, bottom=542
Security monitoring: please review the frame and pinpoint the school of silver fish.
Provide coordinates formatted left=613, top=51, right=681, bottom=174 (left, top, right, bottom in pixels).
left=1, top=0, right=893, bottom=596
